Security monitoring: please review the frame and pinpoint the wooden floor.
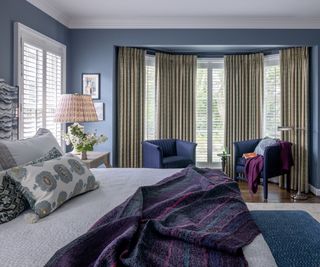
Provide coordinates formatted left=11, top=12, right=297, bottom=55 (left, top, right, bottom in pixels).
left=238, top=181, right=320, bottom=203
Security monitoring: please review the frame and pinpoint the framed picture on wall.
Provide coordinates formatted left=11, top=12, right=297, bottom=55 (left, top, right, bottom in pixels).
left=82, top=73, right=100, bottom=99
left=94, top=102, right=104, bottom=121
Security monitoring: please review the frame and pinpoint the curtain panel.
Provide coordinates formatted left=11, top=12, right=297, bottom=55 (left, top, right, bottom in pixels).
left=280, top=47, right=309, bottom=192
left=117, top=47, right=145, bottom=168
left=224, top=53, right=264, bottom=178
left=155, top=53, right=197, bottom=141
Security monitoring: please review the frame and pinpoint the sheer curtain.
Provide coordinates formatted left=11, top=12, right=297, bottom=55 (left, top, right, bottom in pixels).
left=224, top=53, right=264, bottom=177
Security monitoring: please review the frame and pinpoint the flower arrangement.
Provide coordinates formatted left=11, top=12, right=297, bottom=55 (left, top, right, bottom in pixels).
left=63, top=123, right=107, bottom=158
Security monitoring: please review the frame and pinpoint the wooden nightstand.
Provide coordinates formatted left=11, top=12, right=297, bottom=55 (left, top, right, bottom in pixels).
left=75, top=152, right=111, bottom=168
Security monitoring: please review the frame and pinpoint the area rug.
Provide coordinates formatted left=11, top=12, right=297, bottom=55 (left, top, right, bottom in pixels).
left=247, top=203, right=320, bottom=222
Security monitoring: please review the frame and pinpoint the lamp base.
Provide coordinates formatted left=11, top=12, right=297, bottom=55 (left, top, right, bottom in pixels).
left=291, top=191, right=308, bottom=200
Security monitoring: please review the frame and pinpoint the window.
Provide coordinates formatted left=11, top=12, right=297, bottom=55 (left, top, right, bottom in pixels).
left=196, top=58, right=225, bottom=167
left=263, top=54, right=281, bottom=139
left=144, top=54, right=156, bottom=140
left=15, top=23, right=66, bottom=143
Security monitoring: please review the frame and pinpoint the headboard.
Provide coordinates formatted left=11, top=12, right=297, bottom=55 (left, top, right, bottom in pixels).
left=0, top=80, right=19, bottom=140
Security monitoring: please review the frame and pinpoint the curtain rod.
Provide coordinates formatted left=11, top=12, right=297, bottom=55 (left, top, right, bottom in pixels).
left=144, top=48, right=282, bottom=58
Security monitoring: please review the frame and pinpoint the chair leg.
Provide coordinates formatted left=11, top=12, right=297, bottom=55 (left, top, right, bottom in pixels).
left=263, top=178, right=268, bottom=202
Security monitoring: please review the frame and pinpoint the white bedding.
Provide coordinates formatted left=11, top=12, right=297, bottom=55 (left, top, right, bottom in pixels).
left=0, top=168, right=276, bottom=267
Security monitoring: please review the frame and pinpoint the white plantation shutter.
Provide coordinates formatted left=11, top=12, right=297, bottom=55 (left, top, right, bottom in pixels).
left=22, top=43, right=43, bottom=138
left=211, top=62, right=225, bottom=162
left=16, top=23, right=66, bottom=143
left=144, top=54, right=156, bottom=140
left=195, top=67, right=208, bottom=163
left=196, top=58, right=225, bottom=167
left=263, top=54, right=281, bottom=139
left=46, top=52, right=62, bottom=142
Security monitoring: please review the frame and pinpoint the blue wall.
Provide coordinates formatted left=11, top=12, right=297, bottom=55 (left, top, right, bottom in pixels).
left=1, top=1, right=320, bottom=188
left=69, top=29, right=320, bottom=189
left=0, top=0, right=70, bottom=86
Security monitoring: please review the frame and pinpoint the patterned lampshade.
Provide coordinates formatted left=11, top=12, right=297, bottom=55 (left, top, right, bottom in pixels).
left=54, top=94, right=98, bottom=123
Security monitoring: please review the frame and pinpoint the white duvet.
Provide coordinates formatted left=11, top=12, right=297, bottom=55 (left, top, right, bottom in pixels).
left=0, top=168, right=276, bottom=267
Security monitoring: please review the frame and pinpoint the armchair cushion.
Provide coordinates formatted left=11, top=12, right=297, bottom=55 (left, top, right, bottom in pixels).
left=163, top=156, right=193, bottom=169
left=142, top=139, right=197, bottom=168
left=176, top=140, right=197, bottom=162
left=234, top=139, right=261, bottom=160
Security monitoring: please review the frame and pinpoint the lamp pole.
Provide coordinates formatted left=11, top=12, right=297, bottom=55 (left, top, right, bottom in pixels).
left=291, top=127, right=308, bottom=200
left=277, top=126, right=308, bottom=200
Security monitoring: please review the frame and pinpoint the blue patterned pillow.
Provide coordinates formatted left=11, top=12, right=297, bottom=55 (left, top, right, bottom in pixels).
left=0, top=147, right=63, bottom=224
left=7, top=154, right=99, bottom=219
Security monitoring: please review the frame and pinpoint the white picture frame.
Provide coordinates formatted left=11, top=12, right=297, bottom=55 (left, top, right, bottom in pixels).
left=82, top=73, right=100, bottom=100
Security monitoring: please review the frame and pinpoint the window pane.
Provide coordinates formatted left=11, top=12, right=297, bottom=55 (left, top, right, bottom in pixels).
left=196, top=58, right=225, bottom=166
left=264, top=54, right=281, bottom=139
left=144, top=54, right=156, bottom=140
left=196, top=67, right=208, bottom=163
left=21, top=41, right=63, bottom=143
left=22, top=43, right=43, bottom=139
left=46, top=51, right=62, bottom=144
left=212, top=64, right=225, bottom=162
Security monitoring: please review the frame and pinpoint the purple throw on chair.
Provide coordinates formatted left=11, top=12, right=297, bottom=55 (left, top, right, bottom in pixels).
left=234, top=139, right=293, bottom=200
left=142, top=139, right=197, bottom=168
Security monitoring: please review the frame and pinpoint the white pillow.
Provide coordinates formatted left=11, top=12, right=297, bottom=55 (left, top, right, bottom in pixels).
left=254, top=137, right=278, bottom=156
left=0, top=128, right=63, bottom=171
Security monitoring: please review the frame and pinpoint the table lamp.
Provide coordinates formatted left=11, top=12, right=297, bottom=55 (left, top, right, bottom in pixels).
left=54, top=94, right=98, bottom=123
left=54, top=94, right=98, bottom=156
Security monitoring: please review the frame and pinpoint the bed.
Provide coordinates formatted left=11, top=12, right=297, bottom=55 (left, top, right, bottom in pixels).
left=0, top=167, right=281, bottom=267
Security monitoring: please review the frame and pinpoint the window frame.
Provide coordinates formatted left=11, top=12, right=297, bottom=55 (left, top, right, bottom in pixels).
left=14, top=22, right=66, bottom=142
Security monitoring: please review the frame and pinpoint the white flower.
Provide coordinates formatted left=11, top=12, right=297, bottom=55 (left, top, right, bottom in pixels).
left=63, top=124, right=107, bottom=151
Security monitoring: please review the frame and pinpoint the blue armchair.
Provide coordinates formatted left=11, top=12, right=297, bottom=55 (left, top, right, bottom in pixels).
left=142, top=139, right=197, bottom=168
left=234, top=139, right=292, bottom=201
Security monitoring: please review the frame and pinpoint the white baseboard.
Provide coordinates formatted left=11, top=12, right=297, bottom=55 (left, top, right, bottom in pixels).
left=309, top=184, right=320, bottom=196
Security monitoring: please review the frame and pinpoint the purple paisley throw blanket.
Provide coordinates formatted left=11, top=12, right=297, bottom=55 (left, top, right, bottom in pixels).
left=46, top=167, right=260, bottom=267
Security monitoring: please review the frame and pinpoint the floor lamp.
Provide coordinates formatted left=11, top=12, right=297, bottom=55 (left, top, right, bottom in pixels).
left=278, top=126, right=308, bottom=200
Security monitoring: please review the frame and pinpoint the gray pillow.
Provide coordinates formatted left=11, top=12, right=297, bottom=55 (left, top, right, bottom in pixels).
left=254, top=137, right=279, bottom=156
left=6, top=154, right=99, bottom=219
left=0, top=128, right=63, bottom=171
left=0, top=147, right=63, bottom=224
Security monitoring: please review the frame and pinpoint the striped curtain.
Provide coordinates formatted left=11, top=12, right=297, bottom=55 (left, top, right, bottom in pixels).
left=117, top=47, right=145, bottom=167
left=224, top=53, right=264, bottom=178
left=280, top=47, right=309, bottom=192
left=155, top=53, right=197, bottom=141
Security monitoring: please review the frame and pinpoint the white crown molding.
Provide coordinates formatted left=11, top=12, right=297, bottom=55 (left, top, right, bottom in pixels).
left=26, top=0, right=70, bottom=27
left=310, top=184, right=320, bottom=196
left=68, top=16, right=320, bottom=29
left=25, top=1, right=320, bottom=29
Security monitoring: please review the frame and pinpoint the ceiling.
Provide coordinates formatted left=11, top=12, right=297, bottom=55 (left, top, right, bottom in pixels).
left=27, top=0, right=320, bottom=29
